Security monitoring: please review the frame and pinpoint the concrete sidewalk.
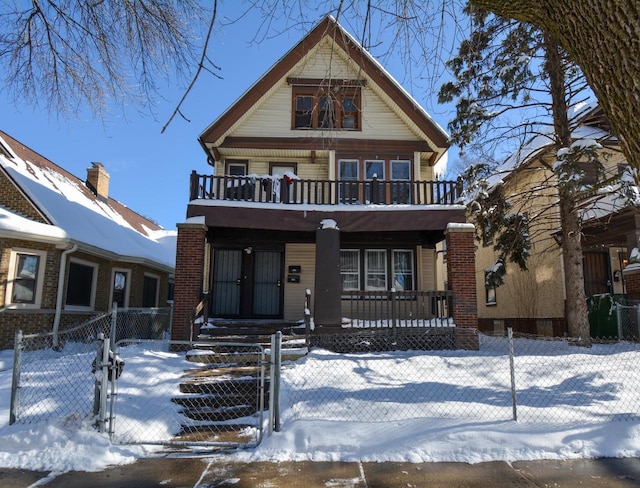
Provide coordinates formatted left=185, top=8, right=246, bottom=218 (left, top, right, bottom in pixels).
left=1, top=457, right=639, bottom=487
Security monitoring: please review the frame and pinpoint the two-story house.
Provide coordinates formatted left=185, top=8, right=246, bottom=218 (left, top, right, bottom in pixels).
left=172, top=16, right=478, bottom=349
left=475, top=102, right=639, bottom=337
left=0, top=130, right=176, bottom=349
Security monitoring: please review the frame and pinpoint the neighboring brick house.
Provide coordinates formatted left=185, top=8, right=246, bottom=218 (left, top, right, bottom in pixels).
left=0, top=130, right=176, bottom=349
left=172, top=16, right=477, bottom=347
left=475, top=103, right=639, bottom=336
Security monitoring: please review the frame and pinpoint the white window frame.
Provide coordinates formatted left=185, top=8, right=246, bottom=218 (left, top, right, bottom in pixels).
left=109, top=268, right=131, bottom=309
left=143, top=273, right=160, bottom=308
left=4, top=249, right=47, bottom=309
left=340, top=249, right=360, bottom=291
left=65, top=257, right=98, bottom=311
left=392, top=249, right=414, bottom=291
left=365, top=249, right=388, bottom=291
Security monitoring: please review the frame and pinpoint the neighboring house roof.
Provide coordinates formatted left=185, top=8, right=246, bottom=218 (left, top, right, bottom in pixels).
left=0, top=130, right=176, bottom=272
left=199, top=15, right=449, bottom=164
left=488, top=100, right=613, bottom=189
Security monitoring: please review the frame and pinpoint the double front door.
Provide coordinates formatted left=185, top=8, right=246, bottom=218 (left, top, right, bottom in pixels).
left=211, top=248, right=283, bottom=318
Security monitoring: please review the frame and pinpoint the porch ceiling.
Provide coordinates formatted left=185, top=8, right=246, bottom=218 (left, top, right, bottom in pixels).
left=186, top=203, right=466, bottom=233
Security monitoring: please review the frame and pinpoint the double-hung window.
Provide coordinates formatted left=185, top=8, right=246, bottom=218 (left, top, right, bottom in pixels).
left=6, top=249, right=46, bottom=308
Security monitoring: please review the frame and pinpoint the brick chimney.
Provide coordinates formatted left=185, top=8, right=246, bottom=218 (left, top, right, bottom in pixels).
left=86, top=162, right=110, bottom=202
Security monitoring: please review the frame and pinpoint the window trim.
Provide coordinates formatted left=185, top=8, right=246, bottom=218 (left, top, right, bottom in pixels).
left=291, top=85, right=361, bottom=130
left=109, top=268, right=131, bottom=310
left=225, top=159, right=248, bottom=176
left=340, top=247, right=415, bottom=292
left=485, top=271, right=497, bottom=306
left=65, top=257, right=98, bottom=311
left=5, top=249, right=47, bottom=309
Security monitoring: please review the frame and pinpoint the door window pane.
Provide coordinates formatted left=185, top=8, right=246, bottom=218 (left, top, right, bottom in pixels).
left=365, top=161, right=385, bottom=203
left=339, top=160, right=359, bottom=203
left=391, top=160, right=412, bottom=204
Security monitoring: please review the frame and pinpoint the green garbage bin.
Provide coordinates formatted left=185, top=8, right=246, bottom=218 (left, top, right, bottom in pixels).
left=587, top=294, right=623, bottom=339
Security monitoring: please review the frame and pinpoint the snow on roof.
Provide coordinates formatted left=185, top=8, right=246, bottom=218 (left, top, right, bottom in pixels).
left=0, top=132, right=176, bottom=270
left=488, top=100, right=608, bottom=189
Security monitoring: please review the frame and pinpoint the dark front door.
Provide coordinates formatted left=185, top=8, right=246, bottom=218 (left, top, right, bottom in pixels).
left=211, top=248, right=283, bottom=318
left=583, top=251, right=611, bottom=296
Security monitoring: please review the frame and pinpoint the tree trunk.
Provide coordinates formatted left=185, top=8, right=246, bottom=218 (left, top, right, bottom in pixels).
left=471, top=0, right=640, bottom=170
left=545, top=33, right=591, bottom=344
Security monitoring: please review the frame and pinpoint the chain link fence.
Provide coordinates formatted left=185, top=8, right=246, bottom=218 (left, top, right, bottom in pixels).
left=9, top=307, right=171, bottom=426
left=284, top=329, right=640, bottom=424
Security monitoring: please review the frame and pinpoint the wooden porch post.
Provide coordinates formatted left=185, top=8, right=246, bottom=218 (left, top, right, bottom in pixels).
left=172, top=220, right=208, bottom=342
left=445, top=223, right=479, bottom=350
left=314, top=220, right=342, bottom=327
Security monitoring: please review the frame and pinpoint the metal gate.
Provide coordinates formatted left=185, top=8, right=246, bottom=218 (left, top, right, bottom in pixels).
left=108, top=339, right=269, bottom=450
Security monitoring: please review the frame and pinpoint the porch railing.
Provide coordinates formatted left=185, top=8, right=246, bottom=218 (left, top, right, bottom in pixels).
left=190, top=172, right=462, bottom=206
left=340, top=289, right=452, bottom=328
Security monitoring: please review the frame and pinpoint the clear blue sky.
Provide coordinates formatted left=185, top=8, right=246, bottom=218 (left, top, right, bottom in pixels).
left=2, top=4, right=460, bottom=231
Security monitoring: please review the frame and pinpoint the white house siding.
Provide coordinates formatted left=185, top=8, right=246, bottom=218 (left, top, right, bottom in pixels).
left=283, top=243, right=316, bottom=321
left=232, top=43, right=420, bottom=142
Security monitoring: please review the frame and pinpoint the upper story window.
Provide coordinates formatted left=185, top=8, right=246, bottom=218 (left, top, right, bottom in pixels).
left=289, top=78, right=363, bottom=130
left=5, top=249, right=47, bottom=309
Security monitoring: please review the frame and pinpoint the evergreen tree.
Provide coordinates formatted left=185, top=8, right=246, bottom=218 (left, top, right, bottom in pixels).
left=439, top=8, right=626, bottom=342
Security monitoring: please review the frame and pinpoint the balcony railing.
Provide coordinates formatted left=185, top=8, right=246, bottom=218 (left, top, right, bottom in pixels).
left=190, top=172, right=462, bottom=206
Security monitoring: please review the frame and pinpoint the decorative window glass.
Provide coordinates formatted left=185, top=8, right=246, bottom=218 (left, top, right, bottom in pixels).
left=340, top=250, right=360, bottom=290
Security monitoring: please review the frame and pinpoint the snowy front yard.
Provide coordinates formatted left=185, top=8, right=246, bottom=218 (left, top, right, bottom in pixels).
left=0, top=334, right=639, bottom=473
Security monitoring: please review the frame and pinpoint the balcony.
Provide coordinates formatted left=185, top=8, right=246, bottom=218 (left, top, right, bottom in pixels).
left=190, top=172, right=462, bottom=206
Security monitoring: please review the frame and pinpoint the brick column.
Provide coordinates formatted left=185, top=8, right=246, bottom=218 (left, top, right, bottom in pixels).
left=172, top=220, right=207, bottom=342
left=445, top=223, right=479, bottom=350
left=623, top=264, right=640, bottom=300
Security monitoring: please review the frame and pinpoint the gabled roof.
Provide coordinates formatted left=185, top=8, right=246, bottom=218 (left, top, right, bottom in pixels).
left=0, top=130, right=176, bottom=271
left=199, top=15, right=449, bottom=157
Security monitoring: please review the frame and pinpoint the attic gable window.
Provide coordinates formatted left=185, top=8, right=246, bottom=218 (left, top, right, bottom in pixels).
left=289, top=78, right=363, bottom=130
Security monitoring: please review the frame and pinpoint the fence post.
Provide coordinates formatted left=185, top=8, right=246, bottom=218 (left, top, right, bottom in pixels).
left=9, top=329, right=23, bottom=425
left=304, top=289, right=312, bottom=350
left=93, top=333, right=103, bottom=416
left=616, top=304, right=622, bottom=339
left=269, top=332, right=282, bottom=434
left=508, top=327, right=518, bottom=422
left=109, top=303, right=118, bottom=349
left=391, top=288, right=398, bottom=343
left=98, top=334, right=111, bottom=433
